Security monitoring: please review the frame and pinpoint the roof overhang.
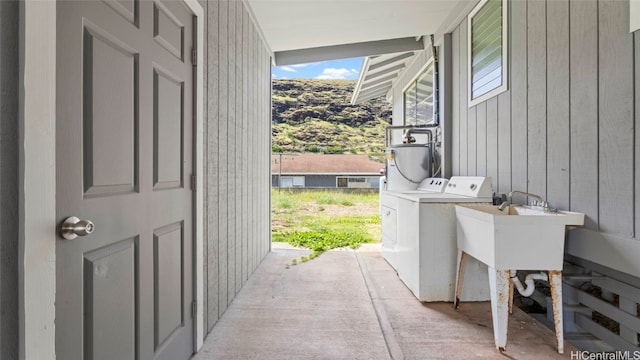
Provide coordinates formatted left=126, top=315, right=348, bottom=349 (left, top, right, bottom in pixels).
left=245, top=0, right=473, bottom=65
left=245, top=0, right=480, bottom=104
left=350, top=51, right=419, bottom=104
left=275, top=37, right=423, bottom=67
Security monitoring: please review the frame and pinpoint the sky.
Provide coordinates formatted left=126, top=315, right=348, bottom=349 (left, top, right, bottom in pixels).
left=272, top=57, right=363, bottom=80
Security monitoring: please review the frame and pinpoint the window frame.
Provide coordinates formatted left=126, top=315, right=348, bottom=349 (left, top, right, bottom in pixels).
left=336, top=176, right=378, bottom=188
left=402, top=59, right=435, bottom=126
left=467, top=0, right=508, bottom=107
left=280, top=176, right=305, bottom=188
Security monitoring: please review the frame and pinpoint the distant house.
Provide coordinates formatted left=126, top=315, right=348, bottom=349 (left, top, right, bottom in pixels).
left=272, top=154, right=384, bottom=188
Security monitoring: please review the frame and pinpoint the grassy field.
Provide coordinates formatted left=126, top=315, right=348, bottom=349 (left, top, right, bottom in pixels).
left=271, top=189, right=380, bottom=265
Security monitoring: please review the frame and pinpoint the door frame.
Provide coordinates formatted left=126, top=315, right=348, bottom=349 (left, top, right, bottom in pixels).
left=19, top=1, right=205, bottom=358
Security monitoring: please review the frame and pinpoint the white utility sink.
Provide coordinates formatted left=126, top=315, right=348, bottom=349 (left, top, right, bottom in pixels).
left=454, top=204, right=585, bottom=354
left=455, top=204, right=584, bottom=270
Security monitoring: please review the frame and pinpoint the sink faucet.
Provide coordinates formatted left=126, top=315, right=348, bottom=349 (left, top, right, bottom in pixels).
left=497, top=190, right=551, bottom=211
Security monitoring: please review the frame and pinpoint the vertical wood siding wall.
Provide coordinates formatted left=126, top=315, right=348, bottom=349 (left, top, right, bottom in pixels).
left=391, top=0, right=640, bottom=279
left=203, top=0, right=272, bottom=332
left=447, top=0, right=638, bottom=240
left=0, top=2, right=19, bottom=358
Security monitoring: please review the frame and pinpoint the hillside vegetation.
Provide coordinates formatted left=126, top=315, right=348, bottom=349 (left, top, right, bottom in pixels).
left=272, top=79, right=391, bottom=155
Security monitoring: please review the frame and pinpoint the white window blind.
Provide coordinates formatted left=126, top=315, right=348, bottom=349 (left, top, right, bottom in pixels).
left=403, top=62, right=434, bottom=126
left=468, top=0, right=507, bottom=106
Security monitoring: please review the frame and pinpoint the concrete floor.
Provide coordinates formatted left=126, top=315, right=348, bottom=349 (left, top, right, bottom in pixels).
left=194, top=243, right=577, bottom=360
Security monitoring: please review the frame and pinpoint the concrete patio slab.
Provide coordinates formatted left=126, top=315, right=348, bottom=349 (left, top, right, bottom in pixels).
left=194, top=243, right=577, bottom=359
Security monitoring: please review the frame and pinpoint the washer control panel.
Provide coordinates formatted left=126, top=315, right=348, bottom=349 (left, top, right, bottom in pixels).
left=444, top=176, right=493, bottom=198
left=417, top=177, right=449, bottom=192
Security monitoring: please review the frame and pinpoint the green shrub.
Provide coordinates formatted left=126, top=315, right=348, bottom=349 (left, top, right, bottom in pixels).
left=273, top=230, right=370, bottom=259
left=272, top=192, right=300, bottom=211
left=305, top=145, right=321, bottom=153
left=323, top=145, right=343, bottom=154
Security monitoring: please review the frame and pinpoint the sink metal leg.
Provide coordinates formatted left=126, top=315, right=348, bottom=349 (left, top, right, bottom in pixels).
left=488, top=267, right=510, bottom=351
left=549, top=270, right=564, bottom=354
left=454, top=250, right=468, bottom=309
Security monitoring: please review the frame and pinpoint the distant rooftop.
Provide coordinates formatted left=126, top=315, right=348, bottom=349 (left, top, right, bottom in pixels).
left=272, top=154, right=384, bottom=175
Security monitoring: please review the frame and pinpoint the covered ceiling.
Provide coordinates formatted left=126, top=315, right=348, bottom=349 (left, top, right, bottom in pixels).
left=246, top=0, right=472, bottom=65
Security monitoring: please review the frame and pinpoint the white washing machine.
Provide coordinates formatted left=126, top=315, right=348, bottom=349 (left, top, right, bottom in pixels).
left=380, top=177, right=448, bottom=270
left=380, top=176, right=492, bottom=302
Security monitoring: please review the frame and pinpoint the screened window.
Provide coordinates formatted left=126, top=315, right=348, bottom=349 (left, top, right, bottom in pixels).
left=468, top=0, right=508, bottom=106
left=403, top=63, right=434, bottom=126
left=336, top=176, right=379, bottom=188
left=280, top=176, right=305, bottom=188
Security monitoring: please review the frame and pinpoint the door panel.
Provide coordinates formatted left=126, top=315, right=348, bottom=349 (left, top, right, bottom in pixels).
left=153, top=1, right=184, bottom=60
left=153, top=67, right=184, bottom=189
left=105, top=0, right=137, bottom=25
left=83, top=25, right=138, bottom=196
left=83, top=238, right=137, bottom=360
left=153, top=222, right=184, bottom=350
left=56, top=1, right=194, bottom=359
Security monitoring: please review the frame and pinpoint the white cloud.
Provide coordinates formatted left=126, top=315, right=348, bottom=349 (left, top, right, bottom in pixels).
left=279, top=66, right=297, bottom=72
left=315, top=68, right=359, bottom=80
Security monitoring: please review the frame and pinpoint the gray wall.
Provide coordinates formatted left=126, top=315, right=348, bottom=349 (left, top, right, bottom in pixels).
left=389, top=0, right=640, bottom=348
left=0, top=1, right=19, bottom=358
left=393, top=1, right=639, bottom=241
left=442, top=0, right=640, bottom=341
left=204, top=0, right=272, bottom=332
left=448, top=0, right=640, bottom=232
left=445, top=0, right=640, bottom=270
left=442, top=1, right=640, bottom=347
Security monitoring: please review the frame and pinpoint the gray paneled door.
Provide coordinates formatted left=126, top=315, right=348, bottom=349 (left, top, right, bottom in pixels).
left=56, top=1, right=194, bottom=359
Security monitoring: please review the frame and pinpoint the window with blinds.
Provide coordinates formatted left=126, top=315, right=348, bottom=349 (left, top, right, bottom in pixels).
left=468, top=0, right=508, bottom=107
left=403, top=62, right=434, bottom=126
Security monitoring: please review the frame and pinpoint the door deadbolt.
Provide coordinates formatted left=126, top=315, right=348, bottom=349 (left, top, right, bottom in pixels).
left=60, top=216, right=95, bottom=240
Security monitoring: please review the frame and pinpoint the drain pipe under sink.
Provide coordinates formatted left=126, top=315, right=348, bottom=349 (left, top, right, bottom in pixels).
left=509, top=270, right=548, bottom=297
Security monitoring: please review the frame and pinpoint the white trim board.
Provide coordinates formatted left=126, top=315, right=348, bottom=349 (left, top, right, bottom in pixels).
left=20, top=1, right=205, bottom=358
left=567, top=228, right=640, bottom=279
left=631, top=0, right=640, bottom=33
left=185, top=0, right=206, bottom=351
left=19, top=1, right=56, bottom=358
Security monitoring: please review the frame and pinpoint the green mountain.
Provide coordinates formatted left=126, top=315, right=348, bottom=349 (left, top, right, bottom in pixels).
left=271, top=79, right=391, bottom=155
